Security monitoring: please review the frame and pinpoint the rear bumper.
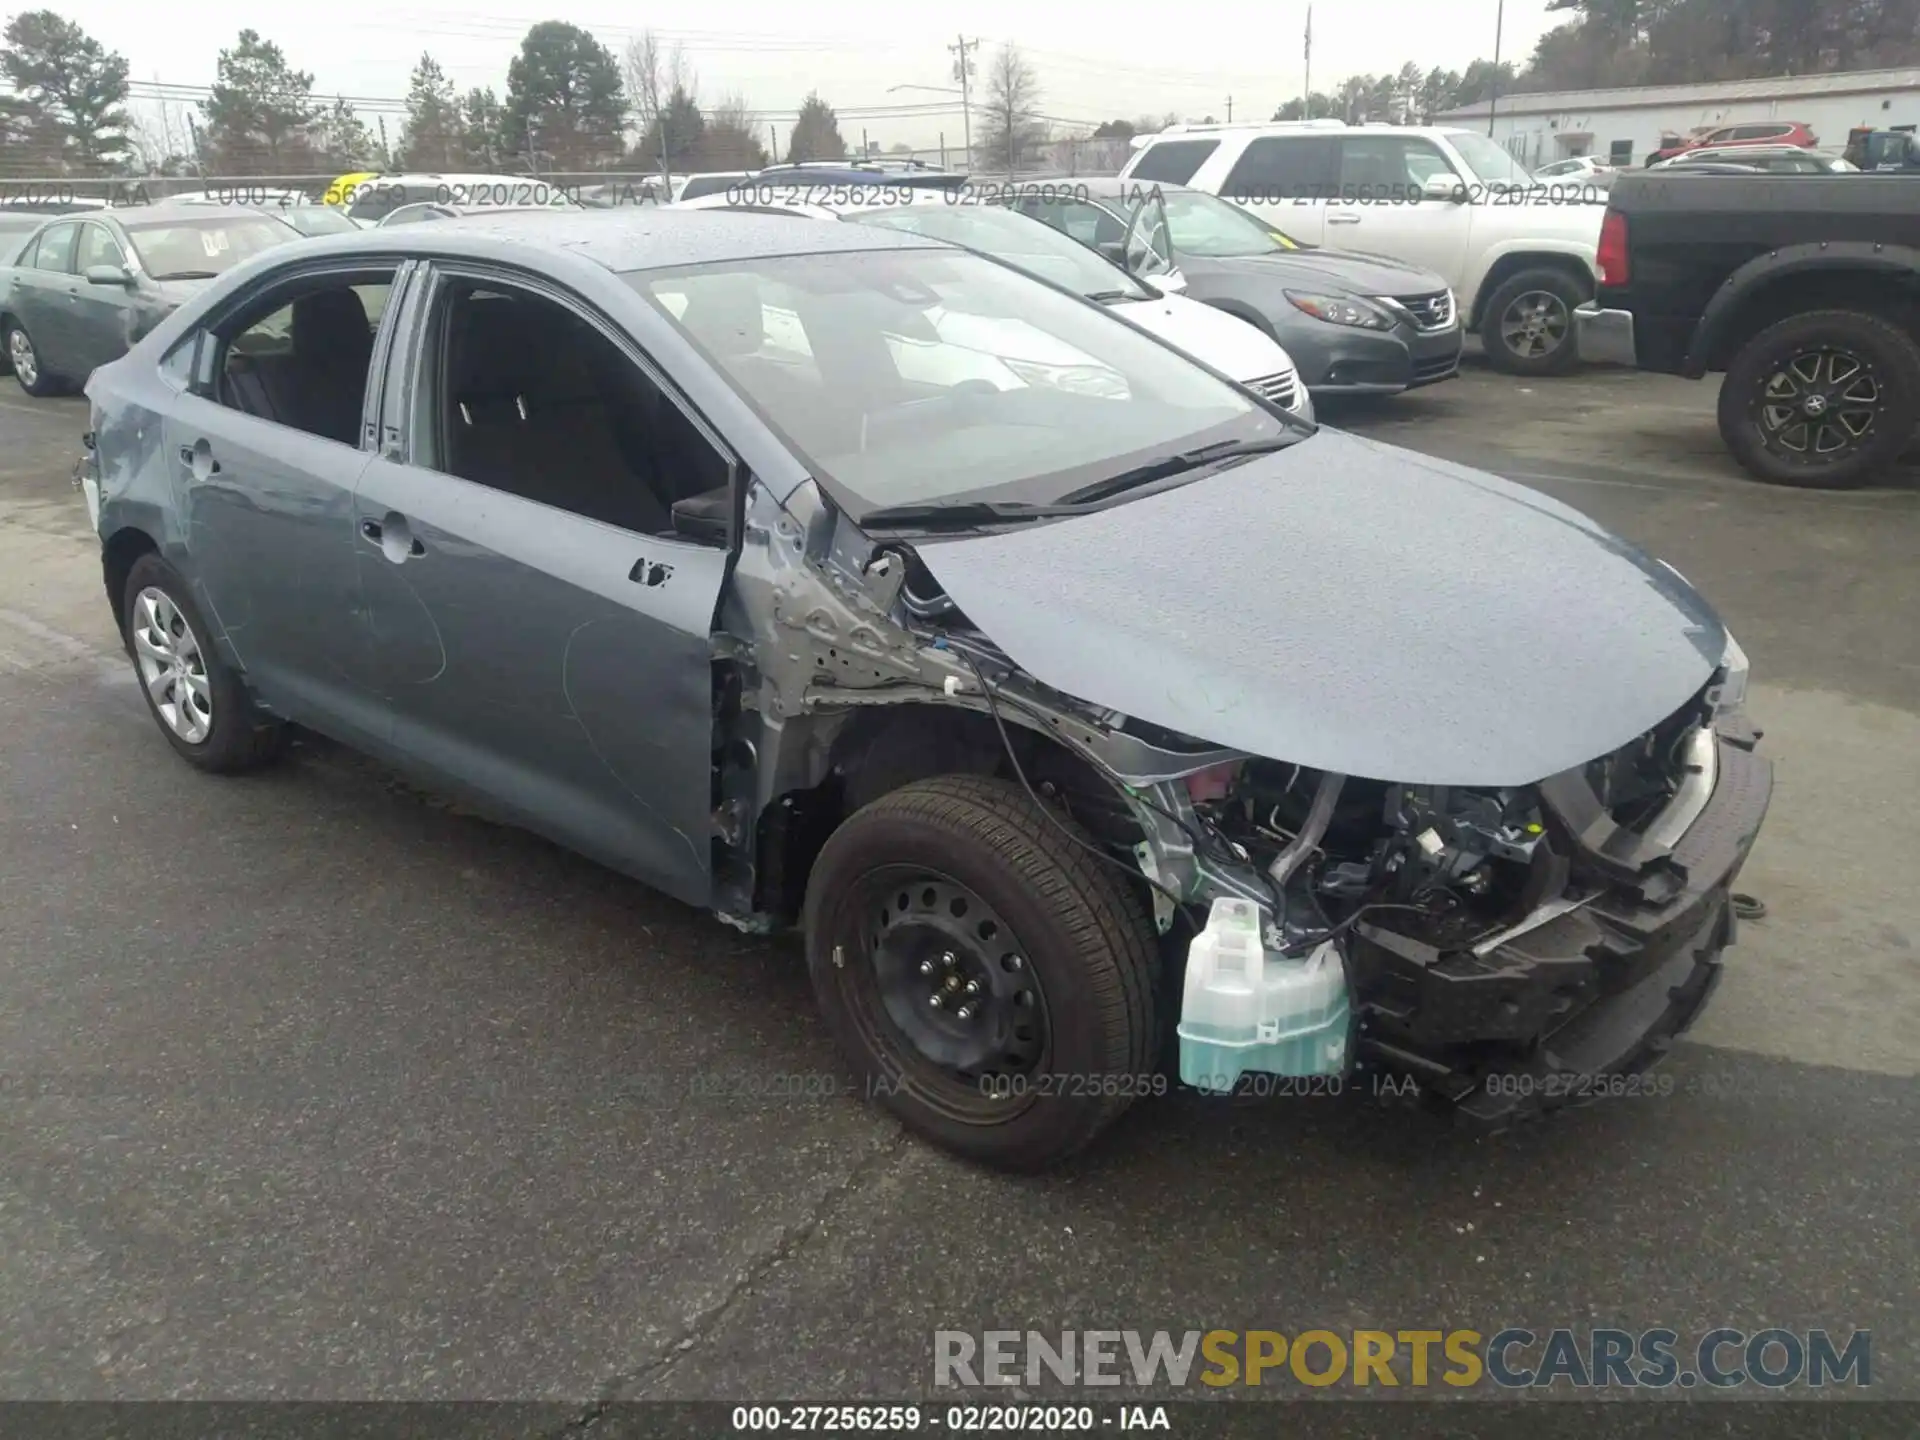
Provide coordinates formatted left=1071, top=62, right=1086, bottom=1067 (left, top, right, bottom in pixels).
left=1351, top=733, right=1772, bottom=1125
left=1575, top=304, right=1637, bottom=368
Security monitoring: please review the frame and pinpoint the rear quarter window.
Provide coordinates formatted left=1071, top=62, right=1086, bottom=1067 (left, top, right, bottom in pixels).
left=1127, top=139, right=1221, bottom=185
left=1221, top=136, right=1339, bottom=198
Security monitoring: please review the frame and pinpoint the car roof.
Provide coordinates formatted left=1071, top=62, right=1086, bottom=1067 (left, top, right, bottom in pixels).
left=109, top=202, right=301, bottom=227
left=293, top=205, right=945, bottom=272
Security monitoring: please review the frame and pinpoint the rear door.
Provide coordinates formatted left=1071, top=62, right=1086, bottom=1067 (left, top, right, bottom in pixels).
left=352, top=264, right=736, bottom=907
left=1216, top=136, right=1337, bottom=245
left=163, top=261, right=409, bottom=748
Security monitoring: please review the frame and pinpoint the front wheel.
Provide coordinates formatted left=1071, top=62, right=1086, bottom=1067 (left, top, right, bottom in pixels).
left=1480, top=268, right=1589, bottom=377
left=1717, top=309, right=1920, bottom=490
left=803, top=775, right=1159, bottom=1172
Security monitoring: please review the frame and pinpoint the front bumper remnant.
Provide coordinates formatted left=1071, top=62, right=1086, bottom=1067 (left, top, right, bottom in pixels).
left=1348, top=735, right=1772, bottom=1125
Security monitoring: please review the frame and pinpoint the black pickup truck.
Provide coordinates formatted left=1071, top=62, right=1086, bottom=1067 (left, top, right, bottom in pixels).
left=1580, top=172, right=1920, bottom=489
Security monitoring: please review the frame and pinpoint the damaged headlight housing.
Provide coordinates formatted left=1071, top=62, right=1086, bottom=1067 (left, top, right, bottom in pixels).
left=1707, top=631, right=1750, bottom=720
left=1285, top=292, right=1392, bottom=331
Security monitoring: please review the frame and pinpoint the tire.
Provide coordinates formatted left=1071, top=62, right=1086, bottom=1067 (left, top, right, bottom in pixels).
left=1716, top=309, right=1920, bottom=490
left=4, top=319, right=64, bottom=397
left=121, top=553, right=285, bottom=773
left=804, top=775, right=1158, bottom=1172
left=1480, top=267, right=1589, bottom=377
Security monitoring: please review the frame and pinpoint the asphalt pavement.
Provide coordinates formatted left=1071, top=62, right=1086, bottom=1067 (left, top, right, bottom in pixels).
left=0, top=366, right=1915, bottom=1411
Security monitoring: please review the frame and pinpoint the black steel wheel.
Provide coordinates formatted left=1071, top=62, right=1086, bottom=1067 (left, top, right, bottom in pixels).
left=1719, top=309, right=1920, bottom=490
left=804, top=775, right=1158, bottom=1171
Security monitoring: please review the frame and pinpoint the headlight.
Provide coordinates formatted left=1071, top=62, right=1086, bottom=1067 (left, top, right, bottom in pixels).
left=1708, top=631, right=1750, bottom=719
left=1001, top=358, right=1132, bottom=399
left=1285, top=291, right=1392, bottom=331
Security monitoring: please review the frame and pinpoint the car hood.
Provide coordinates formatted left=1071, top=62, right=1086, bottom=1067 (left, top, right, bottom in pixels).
left=914, top=430, right=1725, bottom=786
left=1108, top=291, right=1297, bottom=383
left=1198, top=248, right=1448, bottom=296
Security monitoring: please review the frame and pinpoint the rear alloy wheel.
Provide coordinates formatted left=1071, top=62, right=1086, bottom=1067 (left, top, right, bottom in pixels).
left=1718, top=310, right=1920, bottom=490
left=5, top=321, right=62, bottom=397
left=121, top=553, right=286, bottom=773
left=804, top=775, right=1158, bottom=1171
left=1481, top=268, right=1588, bottom=377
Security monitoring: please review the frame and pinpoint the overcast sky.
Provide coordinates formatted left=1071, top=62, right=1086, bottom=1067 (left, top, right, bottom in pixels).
left=44, top=0, right=1567, bottom=150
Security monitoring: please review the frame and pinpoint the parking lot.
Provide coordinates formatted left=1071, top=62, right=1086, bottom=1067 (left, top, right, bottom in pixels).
left=1, top=361, right=1916, bottom=1405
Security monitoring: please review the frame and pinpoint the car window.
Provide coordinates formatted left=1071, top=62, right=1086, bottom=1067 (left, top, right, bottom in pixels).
left=1149, top=189, right=1294, bottom=257
left=212, top=271, right=396, bottom=448
left=31, top=222, right=79, bottom=273
left=1017, top=198, right=1129, bottom=251
left=382, top=205, right=447, bottom=227
left=416, top=279, right=731, bottom=542
left=852, top=204, right=1154, bottom=302
left=678, top=174, right=742, bottom=200
left=1733, top=124, right=1785, bottom=141
left=1128, top=139, right=1221, bottom=185
left=633, top=248, right=1278, bottom=518
left=1339, top=136, right=1458, bottom=195
left=123, top=215, right=296, bottom=280
left=1445, top=132, right=1535, bottom=187
left=1221, top=136, right=1337, bottom=199
left=281, top=207, right=360, bottom=237
left=75, top=223, right=126, bottom=271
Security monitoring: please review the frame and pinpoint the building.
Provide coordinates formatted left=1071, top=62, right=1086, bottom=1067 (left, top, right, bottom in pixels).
left=1435, top=66, right=1920, bottom=168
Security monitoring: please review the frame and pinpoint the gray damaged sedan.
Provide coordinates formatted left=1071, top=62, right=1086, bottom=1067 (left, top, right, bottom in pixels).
left=78, top=209, right=1770, bottom=1170
left=3, top=203, right=301, bottom=397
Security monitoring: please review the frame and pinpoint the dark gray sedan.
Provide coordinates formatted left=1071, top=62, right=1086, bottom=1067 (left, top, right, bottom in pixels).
left=1, top=204, right=300, bottom=397
left=78, top=209, right=1765, bottom=1171
left=1007, top=179, right=1463, bottom=397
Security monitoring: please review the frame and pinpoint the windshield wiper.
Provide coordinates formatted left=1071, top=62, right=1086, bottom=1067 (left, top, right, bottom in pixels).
left=859, top=498, right=1088, bottom=530
left=1055, top=437, right=1296, bottom=507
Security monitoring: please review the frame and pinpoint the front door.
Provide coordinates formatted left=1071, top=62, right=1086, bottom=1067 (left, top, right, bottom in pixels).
left=1326, top=134, right=1473, bottom=283
left=69, top=221, right=137, bottom=377
left=355, top=269, right=735, bottom=906
left=164, top=264, right=404, bottom=749
left=9, top=220, right=81, bottom=377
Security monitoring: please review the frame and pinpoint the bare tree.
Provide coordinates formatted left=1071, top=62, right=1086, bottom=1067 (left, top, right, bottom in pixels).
left=976, top=43, right=1048, bottom=176
left=624, top=29, right=694, bottom=186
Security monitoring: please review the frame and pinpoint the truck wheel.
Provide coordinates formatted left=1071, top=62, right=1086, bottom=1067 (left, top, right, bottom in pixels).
left=1481, top=268, right=1588, bottom=376
left=804, top=775, right=1158, bottom=1172
left=1718, top=310, right=1920, bottom=490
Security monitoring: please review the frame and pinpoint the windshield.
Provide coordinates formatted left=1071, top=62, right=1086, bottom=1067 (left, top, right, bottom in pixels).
left=1446, top=133, right=1536, bottom=187
left=1139, top=189, right=1298, bottom=258
left=844, top=204, right=1154, bottom=302
left=123, top=215, right=297, bottom=279
left=630, top=248, right=1281, bottom=518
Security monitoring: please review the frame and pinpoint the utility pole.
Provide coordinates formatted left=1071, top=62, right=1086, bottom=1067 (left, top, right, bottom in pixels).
left=1490, top=0, right=1505, bottom=137
left=769, top=124, right=779, bottom=162
left=949, top=34, right=979, bottom=169
left=1303, top=4, right=1313, bottom=120
left=377, top=115, right=390, bottom=169
left=1226, top=95, right=1234, bottom=122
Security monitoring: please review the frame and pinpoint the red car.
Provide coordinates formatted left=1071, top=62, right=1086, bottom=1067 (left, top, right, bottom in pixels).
left=1647, top=119, right=1817, bottom=166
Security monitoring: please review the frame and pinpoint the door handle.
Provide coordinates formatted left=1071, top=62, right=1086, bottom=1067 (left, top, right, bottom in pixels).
left=178, top=444, right=220, bottom=475
left=361, top=514, right=426, bottom=559
left=1328, top=214, right=1363, bottom=225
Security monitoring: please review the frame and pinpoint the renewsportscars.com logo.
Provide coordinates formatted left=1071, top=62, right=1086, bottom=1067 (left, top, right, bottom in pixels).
left=934, top=1328, right=1873, bottom=1391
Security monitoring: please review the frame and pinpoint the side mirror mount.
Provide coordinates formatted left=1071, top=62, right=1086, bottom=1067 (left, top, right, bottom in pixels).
left=1097, top=239, right=1129, bottom=266
left=1151, top=269, right=1189, bottom=295
left=86, top=263, right=133, bottom=287
left=1423, top=174, right=1467, bottom=204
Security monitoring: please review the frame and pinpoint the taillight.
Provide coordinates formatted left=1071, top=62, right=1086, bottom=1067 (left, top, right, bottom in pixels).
left=1597, top=210, right=1630, bottom=287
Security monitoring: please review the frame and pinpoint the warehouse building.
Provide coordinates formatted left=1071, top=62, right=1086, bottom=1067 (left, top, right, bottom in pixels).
left=1435, top=66, right=1920, bottom=168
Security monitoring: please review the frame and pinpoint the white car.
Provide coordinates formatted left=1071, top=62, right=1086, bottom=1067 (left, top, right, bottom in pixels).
left=1122, top=120, right=1608, bottom=375
left=342, top=173, right=575, bottom=227
left=674, top=190, right=1313, bottom=421
left=1534, top=156, right=1617, bottom=186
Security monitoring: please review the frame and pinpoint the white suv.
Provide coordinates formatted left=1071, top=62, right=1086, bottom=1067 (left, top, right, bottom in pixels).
left=1121, top=121, right=1607, bottom=376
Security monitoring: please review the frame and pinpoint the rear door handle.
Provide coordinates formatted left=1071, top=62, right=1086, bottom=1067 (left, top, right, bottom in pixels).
left=1328, top=214, right=1363, bottom=225
left=361, top=514, right=426, bottom=559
